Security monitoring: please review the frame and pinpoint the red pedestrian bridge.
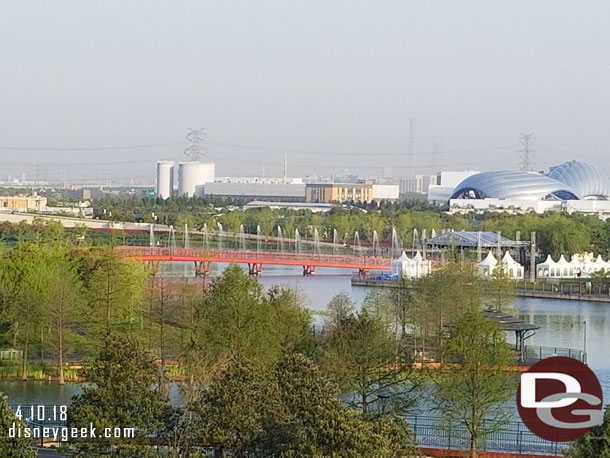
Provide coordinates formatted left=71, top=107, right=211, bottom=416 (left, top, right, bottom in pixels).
left=115, top=246, right=392, bottom=276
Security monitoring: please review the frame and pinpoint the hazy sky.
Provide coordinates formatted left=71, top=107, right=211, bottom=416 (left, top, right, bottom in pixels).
left=1, top=0, right=610, bottom=183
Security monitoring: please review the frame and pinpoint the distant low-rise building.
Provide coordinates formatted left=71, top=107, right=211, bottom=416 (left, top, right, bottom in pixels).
left=242, top=201, right=334, bottom=212
left=400, top=175, right=436, bottom=194
left=371, top=184, right=400, bottom=201
left=204, top=181, right=305, bottom=201
left=305, top=183, right=373, bottom=203
left=0, top=195, right=47, bottom=212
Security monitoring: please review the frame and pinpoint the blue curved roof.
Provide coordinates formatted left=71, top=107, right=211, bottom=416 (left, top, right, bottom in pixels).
left=450, top=171, right=579, bottom=201
left=547, top=161, right=610, bottom=199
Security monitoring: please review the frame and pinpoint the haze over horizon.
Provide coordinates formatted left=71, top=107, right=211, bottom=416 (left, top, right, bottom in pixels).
left=1, top=0, right=609, bottom=184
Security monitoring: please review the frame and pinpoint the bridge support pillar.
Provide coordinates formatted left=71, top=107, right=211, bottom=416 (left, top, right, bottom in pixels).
left=248, top=263, right=263, bottom=276
left=194, top=261, right=211, bottom=277
left=302, top=265, right=316, bottom=276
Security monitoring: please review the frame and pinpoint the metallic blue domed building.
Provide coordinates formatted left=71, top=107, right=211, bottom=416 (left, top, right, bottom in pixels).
left=450, top=161, right=610, bottom=202
left=547, top=161, right=610, bottom=200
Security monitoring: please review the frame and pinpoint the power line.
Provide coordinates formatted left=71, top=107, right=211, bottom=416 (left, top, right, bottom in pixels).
left=0, top=138, right=518, bottom=158
left=0, top=141, right=185, bottom=152
left=208, top=141, right=518, bottom=157
left=0, top=159, right=152, bottom=167
left=232, top=156, right=504, bottom=170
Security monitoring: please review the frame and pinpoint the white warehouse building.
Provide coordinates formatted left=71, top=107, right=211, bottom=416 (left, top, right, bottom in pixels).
left=203, top=181, right=306, bottom=200
left=372, top=184, right=400, bottom=201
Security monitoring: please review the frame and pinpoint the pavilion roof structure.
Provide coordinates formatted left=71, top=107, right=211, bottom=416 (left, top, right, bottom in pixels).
left=425, top=231, right=528, bottom=249
left=482, top=307, right=540, bottom=332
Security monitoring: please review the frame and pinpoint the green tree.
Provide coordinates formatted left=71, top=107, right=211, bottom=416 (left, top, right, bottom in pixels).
left=266, top=286, right=313, bottom=354
left=323, top=292, right=355, bottom=332
left=0, top=393, right=36, bottom=458
left=568, top=405, right=610, bottom=458
left=487, top=265, right=515, bottom=311
left=410, top=263, right=483, bottom=361
left=321, top=309, right=417, bottom=417
left=363, top=282, right=411, bottom=340
left=74, top=248, right=145, bottom=350
left=434, top=306, right=517, bottom=458
left=69, top=334, right=169, bottom=457
left=43, top=253, right=85, bottom=384
left=193, top=265, right=281, bottom=366
left=193, top=352, right=417, bottom=458
left=193, top=360, right=275, bottom=457
left=6, top=243, right=48, bottom=380
left=536, top=214, right=591, bottom=257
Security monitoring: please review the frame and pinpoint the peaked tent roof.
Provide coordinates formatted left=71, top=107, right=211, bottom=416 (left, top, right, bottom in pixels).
left=478, top=251, right=498, bottom=267
left=570, top=255, right=581, bottom=265
left=502, top=251, right=520, bottom=264
left=538, top=255, right=556, bottom=267
left=392, top=251, right=416, bottom=265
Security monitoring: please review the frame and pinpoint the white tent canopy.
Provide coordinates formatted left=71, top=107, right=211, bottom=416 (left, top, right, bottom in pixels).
left=582, top=254, right=596, bottom=276
left=501, top=251, right=524, bottom=279
left=553, top=255, right=572, bottom=278
left=536, top=253, right=610, bottom=279
left=391, top=251, right=413, bottom=276
left=390, top=251, right=431, bottom=279
left=537, top=255, right=557, bottom=279
left=593, top=255, right=609, bottom=273
left=477, top=251, right=498, bottom=277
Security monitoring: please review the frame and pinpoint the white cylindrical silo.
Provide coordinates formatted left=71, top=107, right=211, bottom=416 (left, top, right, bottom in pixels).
left=156, top=161, right=174, bottom=199
left=178, top=162, right=215, bottom=197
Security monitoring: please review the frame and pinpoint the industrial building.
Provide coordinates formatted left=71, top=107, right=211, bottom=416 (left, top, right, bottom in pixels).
left=177, top=162, right=215, bottom=197
left=156, top=161, right=174, bottom=199
left=203, top=181, right=306, bottom=201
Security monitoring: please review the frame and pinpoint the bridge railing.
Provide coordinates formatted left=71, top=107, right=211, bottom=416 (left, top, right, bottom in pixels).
left=523, top=344, right=585, bottom=363
left=407, top=415, right=568, bottom=456
left=116, top=247, right=393, bottom=268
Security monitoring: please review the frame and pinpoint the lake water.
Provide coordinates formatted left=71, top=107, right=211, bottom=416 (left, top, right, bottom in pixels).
left=2, top=265, right=610, bottom=406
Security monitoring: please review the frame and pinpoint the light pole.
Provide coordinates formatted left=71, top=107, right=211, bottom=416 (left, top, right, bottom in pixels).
left=583, top=320, right=588, bottom=365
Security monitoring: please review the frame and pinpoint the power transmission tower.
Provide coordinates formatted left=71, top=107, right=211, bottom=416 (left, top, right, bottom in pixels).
left=184, top=128, right=208, bottom=161
left=518, top=133, right=536, bottom=172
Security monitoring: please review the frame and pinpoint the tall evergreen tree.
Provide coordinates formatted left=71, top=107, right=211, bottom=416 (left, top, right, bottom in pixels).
left=69, top=334, right=169, bottom=456
left=0, top=393, right=36, bottom=458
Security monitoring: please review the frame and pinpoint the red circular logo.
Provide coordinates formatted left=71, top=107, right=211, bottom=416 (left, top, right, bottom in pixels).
left=517, top=356, right=603, bottom=442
